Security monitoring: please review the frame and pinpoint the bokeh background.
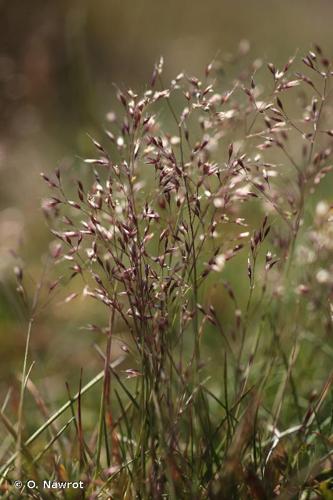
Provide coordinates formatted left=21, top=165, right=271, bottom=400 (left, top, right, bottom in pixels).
left=1, top=0, right=333, bottom=407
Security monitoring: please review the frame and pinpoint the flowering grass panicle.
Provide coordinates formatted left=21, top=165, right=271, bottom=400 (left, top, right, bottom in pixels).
left=2, top=46, right=333, bottom=498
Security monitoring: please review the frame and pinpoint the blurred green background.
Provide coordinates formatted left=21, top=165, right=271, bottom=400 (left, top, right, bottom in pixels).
left=0, top=0, right=332, bottom=405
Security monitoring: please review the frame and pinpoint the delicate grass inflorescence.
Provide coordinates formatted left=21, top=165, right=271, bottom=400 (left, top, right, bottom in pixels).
left=2, top=46, right=333, bottom=498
